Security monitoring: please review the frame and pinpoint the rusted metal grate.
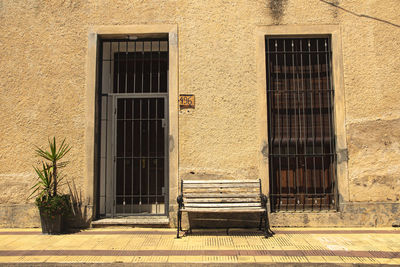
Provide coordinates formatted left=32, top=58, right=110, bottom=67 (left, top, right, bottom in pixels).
left=265, top=36, right=337, bottom=212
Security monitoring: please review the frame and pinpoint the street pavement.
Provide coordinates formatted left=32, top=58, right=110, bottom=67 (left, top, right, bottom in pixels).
left=0, top=227, right=399, bottom=266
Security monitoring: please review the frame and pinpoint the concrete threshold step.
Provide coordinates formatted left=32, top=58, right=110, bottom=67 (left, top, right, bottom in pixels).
left=91, top=216, right=169, bottom=226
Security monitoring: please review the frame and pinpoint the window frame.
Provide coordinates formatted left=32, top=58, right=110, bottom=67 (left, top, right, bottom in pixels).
left=256, top=25, right=348, bottom=212
left=265, top=35, right=336, bottom=211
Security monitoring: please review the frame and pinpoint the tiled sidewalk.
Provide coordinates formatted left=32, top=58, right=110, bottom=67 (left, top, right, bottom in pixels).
left=0, top=227, right=399, bottom=265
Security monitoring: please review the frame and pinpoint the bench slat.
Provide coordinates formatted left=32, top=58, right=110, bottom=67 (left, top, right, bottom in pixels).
left=184, top=197, right=260, bottom=203
left=184, top=203, right=261, bottom=208
left=184, top=193, right=260, bottom=198
left=182, top=207, right=266, bottom=213
left=183, top=188, right=259, bottom=193
left=183, top=180, right=259, bottom=184
left=183, top=183, right=259, bottom=188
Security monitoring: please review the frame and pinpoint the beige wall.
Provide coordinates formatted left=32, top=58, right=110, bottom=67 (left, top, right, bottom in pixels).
left=0, top=0, right=399, bottom=227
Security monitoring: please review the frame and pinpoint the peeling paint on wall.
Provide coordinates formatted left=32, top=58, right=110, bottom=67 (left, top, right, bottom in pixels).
left=261, top=142, right=268, bottom=159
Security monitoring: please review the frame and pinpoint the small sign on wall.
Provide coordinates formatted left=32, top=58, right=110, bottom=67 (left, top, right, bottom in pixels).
left=179, top=94, right=195, bottom=109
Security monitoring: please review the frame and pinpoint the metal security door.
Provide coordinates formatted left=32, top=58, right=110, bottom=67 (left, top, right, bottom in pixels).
left=114, top=97, right=168, bottom=215
left=97, top=37, right=169, bottom=217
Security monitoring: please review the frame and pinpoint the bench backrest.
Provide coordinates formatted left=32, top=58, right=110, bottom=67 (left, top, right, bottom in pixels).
left=181, top=179, right=262, bottom=208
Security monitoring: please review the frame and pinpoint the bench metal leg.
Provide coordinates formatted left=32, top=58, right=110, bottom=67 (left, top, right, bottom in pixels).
left=263, top=211, right=269, bottom=238
left=176, top=210, right=181, bottom=238
left=264, top=211, right=275, bottom=238
left=266, top=209, right=275, bottom=236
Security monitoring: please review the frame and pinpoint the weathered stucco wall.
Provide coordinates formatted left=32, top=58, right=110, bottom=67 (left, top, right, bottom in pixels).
left=0, top=0, right=399, bottom=227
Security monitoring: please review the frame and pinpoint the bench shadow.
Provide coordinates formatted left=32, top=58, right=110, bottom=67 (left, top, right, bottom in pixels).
left=181, top=213, right=275, bottom=238
left=182, top=228, right=267, bottom=237
left=187, top=212, right=263, bottom=228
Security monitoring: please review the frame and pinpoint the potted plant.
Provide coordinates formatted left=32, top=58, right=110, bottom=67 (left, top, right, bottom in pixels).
left=29, top=137, right=72, bottom=234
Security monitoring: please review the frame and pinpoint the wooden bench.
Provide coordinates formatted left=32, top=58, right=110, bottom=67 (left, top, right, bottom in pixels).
left=176, top=179, right=274, bottom=238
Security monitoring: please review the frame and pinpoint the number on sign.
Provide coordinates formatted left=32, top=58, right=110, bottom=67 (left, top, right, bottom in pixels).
left=179, top=95, right=195, bottom=109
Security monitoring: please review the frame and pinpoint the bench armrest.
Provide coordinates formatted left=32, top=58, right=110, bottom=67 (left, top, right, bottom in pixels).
left=260, top=193, right=268, bottom=208
left=177, top=194, right=183, bottom=209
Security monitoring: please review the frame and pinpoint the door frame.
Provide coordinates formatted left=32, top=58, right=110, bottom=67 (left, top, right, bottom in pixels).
left=86, top=25, right=178, bottom=220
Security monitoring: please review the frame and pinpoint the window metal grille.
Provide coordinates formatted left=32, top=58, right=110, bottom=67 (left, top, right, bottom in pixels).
left=96, top=37, right=169, bottom=217
left=265, top=36, right=337, bottom=212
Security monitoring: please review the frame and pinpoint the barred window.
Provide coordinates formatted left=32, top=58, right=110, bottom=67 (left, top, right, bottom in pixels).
left=266, top=36, right=337, bottom=212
